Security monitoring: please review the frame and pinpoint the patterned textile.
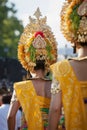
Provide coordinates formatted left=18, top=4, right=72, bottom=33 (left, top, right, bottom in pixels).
left=20, top=110, right=65, bottom=130
left=50, top=60, right=87, bottom=130
left=14, top=80, right=50, bottom=130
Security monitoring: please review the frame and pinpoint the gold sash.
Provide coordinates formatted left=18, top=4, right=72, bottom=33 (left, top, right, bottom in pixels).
left=14, top=80, right=44, bottom=130
left=50, top=60, right=87, bottom=130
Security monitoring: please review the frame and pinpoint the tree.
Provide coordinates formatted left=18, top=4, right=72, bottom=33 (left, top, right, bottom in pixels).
left=0, top=0, right=23, bottom=58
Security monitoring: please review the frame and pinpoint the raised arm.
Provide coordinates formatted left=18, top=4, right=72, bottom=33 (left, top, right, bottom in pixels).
left=7, top=91, right=20, bottom=130
left=48, top=77, right=62, bottom=130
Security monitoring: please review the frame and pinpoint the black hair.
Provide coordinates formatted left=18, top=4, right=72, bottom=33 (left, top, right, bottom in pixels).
left=2, top=94, right=12, bottom=104
left=73, top=45, right=76, bottom=53
left=73, top=42, right=87, bottom=53
left=79, top=42, right=87, bottom=47
left=34, top=60, right=45, bottom=71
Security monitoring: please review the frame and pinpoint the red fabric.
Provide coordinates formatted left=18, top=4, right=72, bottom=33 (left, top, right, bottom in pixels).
left=34, top=31, right=44, bottom=38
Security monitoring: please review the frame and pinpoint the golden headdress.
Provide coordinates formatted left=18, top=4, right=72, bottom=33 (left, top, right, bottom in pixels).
left=18, top=8, right=57, bottom=73
left=61, top=0, right=87, bottom=44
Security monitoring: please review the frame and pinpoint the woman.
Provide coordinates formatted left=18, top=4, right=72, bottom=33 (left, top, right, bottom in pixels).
left=48, top=0, right=87, bottom=130
left=7, top=8, right=57, bottom=130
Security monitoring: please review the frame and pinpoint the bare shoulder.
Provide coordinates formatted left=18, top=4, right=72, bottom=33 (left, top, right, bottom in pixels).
left=69, top=59, right=87, bottom=81
left=69, top=59, right=87, bottom=67
left=69, top=59, right=77, bottom=65
left=44, top=80, right=52, bottom=98
left=45, top=80, right=52, bottom=88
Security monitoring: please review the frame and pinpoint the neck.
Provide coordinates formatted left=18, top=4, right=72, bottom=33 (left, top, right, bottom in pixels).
left=77, top=46, right=87, bottom=57
left=31, top=69, right=45, bottom=79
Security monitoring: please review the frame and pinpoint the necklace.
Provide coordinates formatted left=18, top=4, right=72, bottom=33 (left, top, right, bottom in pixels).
left=28, top=77, right=51, bottom=81
left=70, top=56, right=87, bottom=61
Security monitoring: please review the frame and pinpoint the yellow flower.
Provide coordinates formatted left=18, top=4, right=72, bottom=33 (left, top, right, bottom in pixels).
left=18, top=44, right=24, bottom=52
left=27, top=36, right=34, bottom=46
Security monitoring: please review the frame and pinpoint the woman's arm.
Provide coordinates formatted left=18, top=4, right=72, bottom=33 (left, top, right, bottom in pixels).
left=7, top=91, right=20, bottom=130
left=48, top=76, right=62, bottom=130
left=48, top=92, right=62, bottom=130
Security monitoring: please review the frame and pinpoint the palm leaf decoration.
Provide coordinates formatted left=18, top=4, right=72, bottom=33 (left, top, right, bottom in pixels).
left=28, top=44, right=36, bottom=62
left=46, top=44, right=53, bottom=60
left=70, top=4, right=81, bottom=32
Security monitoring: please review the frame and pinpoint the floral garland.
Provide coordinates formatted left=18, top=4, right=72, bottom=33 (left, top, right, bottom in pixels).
left=18, top=32, right=57, bottom=73
left=61, top=0, right=87, bottom=43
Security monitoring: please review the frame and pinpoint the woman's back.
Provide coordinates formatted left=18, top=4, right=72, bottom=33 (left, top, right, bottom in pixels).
left=14, top=79, right=51, bottom=130
left=49, top=59, right=87, bottom=130
left=31, top=79, right=51, bottom=98
left=70, top=59, right=87, bottom=81
left=70, top=59, right=87, bottom=118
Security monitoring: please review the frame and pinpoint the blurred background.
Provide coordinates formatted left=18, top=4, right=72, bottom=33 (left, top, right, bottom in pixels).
left=0, top=0, right=76, bottom=91
left=0, top=0, right=26, bottom=91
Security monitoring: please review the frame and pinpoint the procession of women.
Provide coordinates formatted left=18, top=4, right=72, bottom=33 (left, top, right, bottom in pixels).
left=0, top=0, right=87, bottom=130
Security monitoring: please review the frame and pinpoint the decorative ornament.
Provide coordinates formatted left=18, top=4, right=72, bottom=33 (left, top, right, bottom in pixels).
left=32, top=35, right=46, bottom=49
left=61, top=0, right=87, bottom=44
left=18, top=8, right=57, bottom=73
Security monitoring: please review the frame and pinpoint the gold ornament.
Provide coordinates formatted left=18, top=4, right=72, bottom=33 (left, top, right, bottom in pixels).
left=51, top=76, right=61, bottom=94
left=61, top=0, right=87, bottom=44
left=18, top=8, right=57, bottom=73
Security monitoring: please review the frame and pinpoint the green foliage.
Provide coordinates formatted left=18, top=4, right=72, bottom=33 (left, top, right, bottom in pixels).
left=0, top=0, right=23, bottom=58
left=46, top=44, right=53, bottom=60
left=70, top=4, right=81, bottom=32
left=28, top=44, right=36, bottom=62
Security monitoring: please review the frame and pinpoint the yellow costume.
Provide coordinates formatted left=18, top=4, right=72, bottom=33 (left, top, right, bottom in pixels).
left=13, top=7, right=57, bottom=130
left=14, top=80, right=50, bottom=130
left=51, top=60, right=87, bottom=130
left=12, top=7, right=57, bottom=130
left=50, top=0, right=87, bottom=129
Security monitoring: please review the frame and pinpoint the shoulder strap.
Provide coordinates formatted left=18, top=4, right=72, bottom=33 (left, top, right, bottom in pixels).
left=14, top=81, right=44, bottom=130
